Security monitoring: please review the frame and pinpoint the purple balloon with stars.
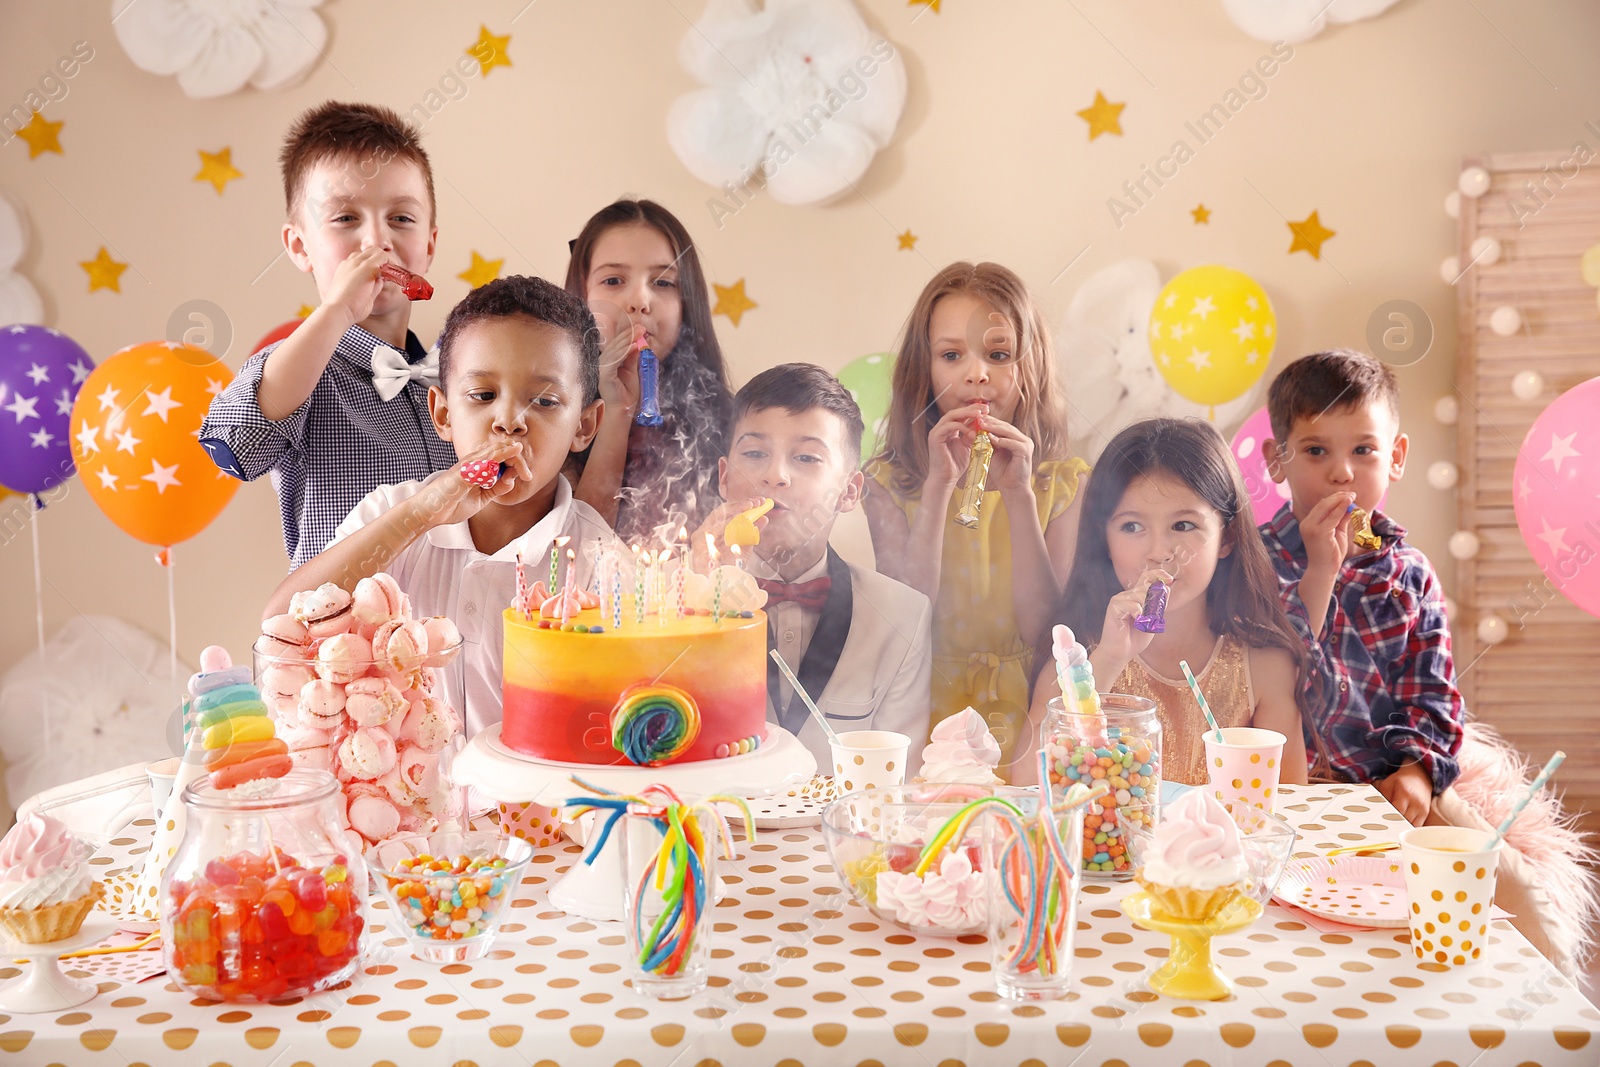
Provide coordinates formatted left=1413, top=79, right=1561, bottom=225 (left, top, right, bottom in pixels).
left=0, top=324, right=94, bottom=495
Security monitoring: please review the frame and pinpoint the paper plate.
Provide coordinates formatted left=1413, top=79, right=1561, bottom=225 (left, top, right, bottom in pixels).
left=1273, top=853, right=1408, bottom=928
left=750, top=774, right=839, bottom=829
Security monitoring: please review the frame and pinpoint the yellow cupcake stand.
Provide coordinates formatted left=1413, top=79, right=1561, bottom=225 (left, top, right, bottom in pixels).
left=1121, top=891, right=1264, bottom=1000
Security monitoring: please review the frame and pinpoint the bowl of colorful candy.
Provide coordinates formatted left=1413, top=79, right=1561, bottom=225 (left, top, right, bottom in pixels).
left=371, top=830, right=534, bottom=963
left=822, top=783, right=1015, bottom=937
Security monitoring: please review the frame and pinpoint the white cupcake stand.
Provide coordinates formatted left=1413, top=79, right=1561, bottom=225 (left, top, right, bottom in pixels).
left=453, top=724, right=816, bottom=922
left=0, top=914, right=118, bottom=1012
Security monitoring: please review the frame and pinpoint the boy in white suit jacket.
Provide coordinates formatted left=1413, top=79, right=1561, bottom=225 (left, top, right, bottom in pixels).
left=693, top=364, right=933, bottom=773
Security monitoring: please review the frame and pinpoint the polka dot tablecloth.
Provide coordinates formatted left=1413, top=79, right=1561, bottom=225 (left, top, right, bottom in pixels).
left=7, top=784, right=1596, bottom=1066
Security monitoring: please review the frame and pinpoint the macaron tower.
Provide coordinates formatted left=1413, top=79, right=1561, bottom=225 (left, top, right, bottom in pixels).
left=257, top=573, right=464, bottom=852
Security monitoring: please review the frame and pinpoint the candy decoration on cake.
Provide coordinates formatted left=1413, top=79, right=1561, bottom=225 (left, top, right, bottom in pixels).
left=460, top=459, right=505, bottom=489
left=954, top=416, right=994, bottom=529
left=611, top=683, right=702, bottom=767
left=1349, top=505, right=1382, bottom=551
left=723, top=497, right=774, bottom=548
left=257, top=574, right=464, bottom=853
left=635, top=346, right=664, bottom=426
left=563, top=780, right=753, bottom=979
left=379, top=262, right=433, bottom=300
left=1134, top=580, right=1168, bottom=634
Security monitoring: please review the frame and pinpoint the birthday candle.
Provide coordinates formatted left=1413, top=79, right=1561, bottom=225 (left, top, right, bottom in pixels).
left=551, top=535, right=570, bottom=592
left=635, top=557, right=646, bottom=625
left=515, top=551, right=528, bottom=620
left=562, top=548, right=575, bottom=627
left=612, top=551, right=622, bottom=631
left=711, top=541, right=722, bottom=626
left=655, top=550, right=667, bottom=627
left=674, top=549, right=686, bottom=620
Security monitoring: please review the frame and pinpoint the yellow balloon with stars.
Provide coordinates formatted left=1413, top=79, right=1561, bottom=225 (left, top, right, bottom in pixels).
left=1148, top=264, right=1276, bottom=409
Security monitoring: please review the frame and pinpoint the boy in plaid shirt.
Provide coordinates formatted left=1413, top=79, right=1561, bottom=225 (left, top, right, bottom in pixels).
left=1258, top=349, right=1463, bottom=825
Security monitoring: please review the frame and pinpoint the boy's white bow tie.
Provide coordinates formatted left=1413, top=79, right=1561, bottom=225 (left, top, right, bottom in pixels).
left=370, top=344, right=440, bottom=401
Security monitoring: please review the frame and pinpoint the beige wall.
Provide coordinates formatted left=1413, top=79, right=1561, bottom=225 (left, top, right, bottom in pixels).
left=1, top=0, right=1597, bottom=687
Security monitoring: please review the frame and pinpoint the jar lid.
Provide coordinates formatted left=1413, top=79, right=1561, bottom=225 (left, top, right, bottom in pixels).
left=181, top=768, right=342, bottom=811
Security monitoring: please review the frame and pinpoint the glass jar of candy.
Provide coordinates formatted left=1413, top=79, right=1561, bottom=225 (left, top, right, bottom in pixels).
left=161, top=769, right=367, bottom=1001
left=1040, top=694, right=1161, bottom=880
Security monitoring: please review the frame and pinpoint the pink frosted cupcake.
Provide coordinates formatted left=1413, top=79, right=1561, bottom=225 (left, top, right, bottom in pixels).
left=0, top=812, right=104, bottom=943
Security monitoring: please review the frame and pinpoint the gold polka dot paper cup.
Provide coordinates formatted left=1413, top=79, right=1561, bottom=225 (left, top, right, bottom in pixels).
left=1399, top=825, right=1502, bottom=967
left=1203, top=727, right=1285, bottom=815
left=830, top=731, right=910, bottom=795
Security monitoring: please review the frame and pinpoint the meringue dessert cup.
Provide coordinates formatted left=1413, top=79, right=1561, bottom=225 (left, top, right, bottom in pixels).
left=1122, top=788, right=1268, bottom=1000
left=0, top=812, right=104, bottom=945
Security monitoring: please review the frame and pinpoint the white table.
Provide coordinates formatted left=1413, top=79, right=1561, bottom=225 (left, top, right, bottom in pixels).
left=4, top=782, right=1595, bottom=1065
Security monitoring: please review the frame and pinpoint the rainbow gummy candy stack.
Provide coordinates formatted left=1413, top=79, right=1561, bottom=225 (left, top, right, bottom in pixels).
left=383, top=853, right=514, bottom=942
left=1051, top=625, right=1101, bottom=717
left=193, top=646, right=292, bottom=790
left=1044, top=626, right=1161, bottom=876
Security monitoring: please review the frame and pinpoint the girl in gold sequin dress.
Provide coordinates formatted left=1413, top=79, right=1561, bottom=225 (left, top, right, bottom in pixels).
left=1026, top=419, right=1312, bottom=786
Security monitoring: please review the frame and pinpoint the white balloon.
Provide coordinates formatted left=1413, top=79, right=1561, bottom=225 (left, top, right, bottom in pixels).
left=0, top=273, right=44, bottom=327
left=1440, top=256, right=1461, bottom=285
left=1476, top=614, right=1508, bottom=645
left=1458, top=166, right=1491, bottom=198
left=1434, top=396, right=1459, bottom=425
left=1427, top=461, right=1459, bottom=490
left=0, top=189, right=27, bottom=274
left=1443, top=190, right=1461, bottom=219
left=1511, top=370, right=1544, bottom=401
left=1448, top=530, right=1480, bottom=560
left=1489, top=306, right=1521, bottom=336
left=1470, top=235, right=1502, bottom=266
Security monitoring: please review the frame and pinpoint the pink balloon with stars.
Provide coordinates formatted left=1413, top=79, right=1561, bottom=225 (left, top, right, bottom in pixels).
left=1513, top=376, right=1600, bottom=618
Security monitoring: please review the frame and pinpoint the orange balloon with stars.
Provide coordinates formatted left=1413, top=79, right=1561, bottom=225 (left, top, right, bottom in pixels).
left=68, top=341, right=239, bottom=548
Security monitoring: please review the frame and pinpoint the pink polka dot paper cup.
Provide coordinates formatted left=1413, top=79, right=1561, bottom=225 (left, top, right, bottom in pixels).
left=1203, top=727, right=1285, bottom=815
left=497, top=801, right=562, bottom=849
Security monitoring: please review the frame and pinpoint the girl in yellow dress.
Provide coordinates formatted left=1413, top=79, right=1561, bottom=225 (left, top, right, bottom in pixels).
left=1025, top=418, right=1312, bottom=787
left=864, top=262, right=1089, bottom=778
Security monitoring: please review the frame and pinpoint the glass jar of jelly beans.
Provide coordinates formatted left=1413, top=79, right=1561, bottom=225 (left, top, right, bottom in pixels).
left=1040, top=693, right=1161, bottom=880
left=161, top=769, right=367, bottom=1002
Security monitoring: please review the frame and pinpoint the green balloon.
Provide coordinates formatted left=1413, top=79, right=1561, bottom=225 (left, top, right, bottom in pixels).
left=836, top=352, right=896, bottom=465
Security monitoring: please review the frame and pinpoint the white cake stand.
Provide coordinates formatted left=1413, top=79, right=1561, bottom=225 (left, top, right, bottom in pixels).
left=453, top=725, right=816, bottom=922
left=0, top=914, right=118, bottom=1013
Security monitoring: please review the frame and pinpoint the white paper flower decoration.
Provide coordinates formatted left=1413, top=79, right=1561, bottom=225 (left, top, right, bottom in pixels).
left=1219, top=0, right=1404, bottom=43
left=667, top=0, right=907, bottom=207
left=1056, top=258, right=1255, bottom=461
left=111, top=0, right=329, bottom=99
left=0, top=188, right=43, bottom=327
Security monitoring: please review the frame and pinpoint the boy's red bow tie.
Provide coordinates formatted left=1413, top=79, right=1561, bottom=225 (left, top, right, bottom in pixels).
left=755, top=576, right=832, bottom=611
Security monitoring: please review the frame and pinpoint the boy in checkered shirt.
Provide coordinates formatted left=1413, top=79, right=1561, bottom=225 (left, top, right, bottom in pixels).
left=200, top=102, right=454, bottom=570
left=1257, top=349, right=1464, bottom=825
